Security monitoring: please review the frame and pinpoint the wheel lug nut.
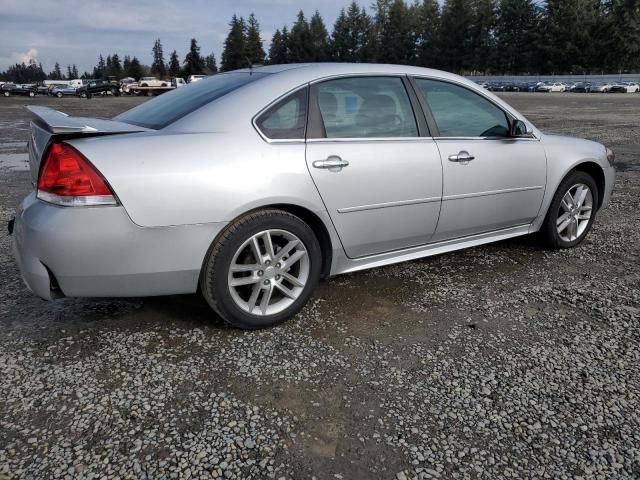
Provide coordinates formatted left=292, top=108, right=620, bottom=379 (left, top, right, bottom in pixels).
left=276, top=275, right=281, bottom=280
left=258, top=270, right=263, bottom=276
left=276, top=263, right=281, bottom=268
left=265, top=260, right=271, bottom=265
left=263, top=280, right=269, bottom=285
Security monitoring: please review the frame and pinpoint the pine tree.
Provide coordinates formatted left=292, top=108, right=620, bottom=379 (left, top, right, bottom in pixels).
left=246, top=13, right=266, bottom=65
left=128, top=57, right=143, bottom=79
left=309, top=10, right=330, bottom=61
left=183, top=38, right=205, bottom=76
left=93, top=54, right=106, bottom=78
left=495, top=0, right=539, bottom=73
left=268, top=28, right=290, bottom=64
left=416, top=0, right=442, bottom=68
left=151, top=38, right=166, bottom=77
left=66, top=64, right=72, bottom=80
left=331, top=2, right=373, bottom=62
left=377, top=0, right=416, bottom=64
left=111, top=53, right=123, bottom=77
left=205, top=53, right=218, bottom=74
left=72, top=64, right=79, bottom=79
left=608, top=0, right=640, bottom=71
left=289, top=11, right=313, bottom=62
left=123, top=56, right=131, bottom=76
left=469, top=0, right=498, bottom=73
left=168, top=50, right=181, bottom=77
left=439, top=0, right=474, bottom=72
left=221, top=15, right=248, bottom=71
left=51, top=62, right=63, bottom=80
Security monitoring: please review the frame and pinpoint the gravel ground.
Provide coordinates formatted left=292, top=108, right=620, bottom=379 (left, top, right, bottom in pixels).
left=0, top=93, right=639, bottom=480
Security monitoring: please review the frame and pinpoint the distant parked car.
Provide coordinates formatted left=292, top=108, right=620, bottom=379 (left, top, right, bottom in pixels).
left=51, top=86, right=78, bottom=98
left=621, top=82, right=640, bottom=93
left=188, top=75, right=208, bottom=83
left=590, top=82, right=614, bottom=93
left=547, top=82, right=568, bottom=92
left=503, top=82, right=528, bottom=92
left=1, top=83, right=36, bottom=97
left=138, top=77, right=169, bottom=88
left=569, top=82, right=591, bottom=93
left=77, top=79, right=120, bottom=98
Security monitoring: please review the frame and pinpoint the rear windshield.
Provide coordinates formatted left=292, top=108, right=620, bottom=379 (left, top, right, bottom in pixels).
left=115, top=72, right=267, bottom=129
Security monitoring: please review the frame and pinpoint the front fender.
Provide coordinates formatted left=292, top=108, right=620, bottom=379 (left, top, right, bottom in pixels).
left=530, top=133, right=614, bottom=232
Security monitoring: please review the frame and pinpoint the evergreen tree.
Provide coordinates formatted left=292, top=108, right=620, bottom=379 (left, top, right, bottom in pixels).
left=608, top=0, right=640, bottom=71
left=415, top=0, right=442, bottom=68
left=52, top=62, right=62, bottom=80
left=204, top=53, right=218, bottom=74
left=128, top=57, right=143, bottom=80
left=495, top=0, right=539, bottom=73
left=439, top=0, right=474, bottom=72
left=371, top=0, right=394, bottom=59
left=111, top=53, right=123, bottom=77
left=289, top=11, right=313, bottom=62
left=168, top=50, right=181, bottom=77
left=183, top=38, right=205, bottom=76
left=309, top=10, right=330, bottom=61
left=377, top=0, right=416, bottom=64
left=469, top=0, right=499, bottom=73
left=93, top=54, right=106, bottom=78
left=151, top=38, right=166, bottom=77
left=331, top=2, right=373, bottom=62
left=246, top=13, right=266, bottom=65
left=66, top=64, right=73, bottom=80
left=123, top=56, right=131, bottom=76
left=71, top=64, right=79, bottom=79
left=268, top=28, right=290, bottom=64
left=542, top=0, right=598, bottom=73
left=221, top=15, right=248, bottom=71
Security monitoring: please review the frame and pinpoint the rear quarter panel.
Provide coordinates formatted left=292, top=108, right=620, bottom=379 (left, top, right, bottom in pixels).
left=69, top=128, right=327, bottom=228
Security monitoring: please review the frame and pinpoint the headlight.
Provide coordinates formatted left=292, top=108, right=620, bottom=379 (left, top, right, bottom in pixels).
left=606, top=147, right=615, bottom=165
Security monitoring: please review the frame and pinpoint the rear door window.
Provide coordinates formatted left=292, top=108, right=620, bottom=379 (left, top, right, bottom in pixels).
left=315, top=77, right=418, bottom=138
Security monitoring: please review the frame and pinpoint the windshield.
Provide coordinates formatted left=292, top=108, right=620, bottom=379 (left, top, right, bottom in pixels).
left=115, top=72, right=267, bottom=129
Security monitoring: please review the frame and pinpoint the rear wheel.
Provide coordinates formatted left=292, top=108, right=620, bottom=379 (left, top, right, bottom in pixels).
left=56, top=92, right=63, bottom=98
left=3, top=91, right=10, bottom=97
left=540, top=171, right=599, bottom=249
left=200, top=209, right=322, bottom=329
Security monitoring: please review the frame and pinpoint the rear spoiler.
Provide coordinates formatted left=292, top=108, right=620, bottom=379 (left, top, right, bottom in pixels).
left=26, top=105, right=148, bottom=134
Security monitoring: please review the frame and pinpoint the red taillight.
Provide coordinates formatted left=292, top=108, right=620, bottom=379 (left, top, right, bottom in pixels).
left=37, top=143, right=117, bottom=206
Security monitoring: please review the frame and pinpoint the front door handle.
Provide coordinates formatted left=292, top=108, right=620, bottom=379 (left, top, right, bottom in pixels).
left=313, top=156, right=349, bottom=171
left=448, top=151, right=475, bottom=163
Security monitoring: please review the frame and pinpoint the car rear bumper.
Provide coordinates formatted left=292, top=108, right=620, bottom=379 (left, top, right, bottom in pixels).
left=11, top=192, right=226, bottom=300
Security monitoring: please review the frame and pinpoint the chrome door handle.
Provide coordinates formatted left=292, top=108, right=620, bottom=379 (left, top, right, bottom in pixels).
left=448, top=151, right=475, bottom=163
left=313, top=156, right=349, bottom=171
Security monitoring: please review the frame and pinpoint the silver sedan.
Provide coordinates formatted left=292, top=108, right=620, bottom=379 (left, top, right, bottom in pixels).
left=11, top=64, right=616, bottom=329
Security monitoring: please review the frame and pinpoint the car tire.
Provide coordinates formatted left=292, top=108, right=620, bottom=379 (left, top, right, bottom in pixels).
left=140, top=83, right=148, bottom=87
left=56, top=92, right=63, bottom=98
left=3, top=91, right=10, bottom=97
left=29, top=91, right=35, bottom=97
left=200, top=209, right=322, bottom=329
left=540, top=171, right=599, bottom=249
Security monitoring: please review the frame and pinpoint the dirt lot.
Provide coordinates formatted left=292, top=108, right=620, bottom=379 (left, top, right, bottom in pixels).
left=1, top=93, right=639, bottom=480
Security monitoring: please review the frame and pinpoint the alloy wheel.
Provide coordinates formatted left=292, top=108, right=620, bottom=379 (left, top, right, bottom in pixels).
left=556, top=183, right=593, bottom=242
left=227, top=229, right=310, bottom=316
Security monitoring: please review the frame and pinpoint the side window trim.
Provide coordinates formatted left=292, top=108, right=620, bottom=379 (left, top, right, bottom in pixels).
left=252, top=84, right=309, bottom=143
left=306, top=74, right=424, bottom=141
left=410, top=76, right=516, bottom=139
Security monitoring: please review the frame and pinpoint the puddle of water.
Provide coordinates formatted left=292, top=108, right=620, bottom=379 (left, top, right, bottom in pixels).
left=0, top=153, right=29, bottom=171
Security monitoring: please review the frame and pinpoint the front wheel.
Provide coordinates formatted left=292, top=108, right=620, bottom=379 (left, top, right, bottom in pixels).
left=200, top=209, right=322, bottom=329
left=540, top=171, right=599, bottom=249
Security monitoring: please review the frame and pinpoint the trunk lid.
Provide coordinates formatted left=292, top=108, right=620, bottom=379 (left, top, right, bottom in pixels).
left=26, top=106, right=149, bottom=183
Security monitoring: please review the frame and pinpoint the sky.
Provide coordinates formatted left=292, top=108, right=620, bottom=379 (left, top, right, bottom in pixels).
left=0, top=0, right=365, bottom=74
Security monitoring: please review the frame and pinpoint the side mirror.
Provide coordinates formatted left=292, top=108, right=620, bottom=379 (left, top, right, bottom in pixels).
left=511, top=119, right=530, bottom=137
